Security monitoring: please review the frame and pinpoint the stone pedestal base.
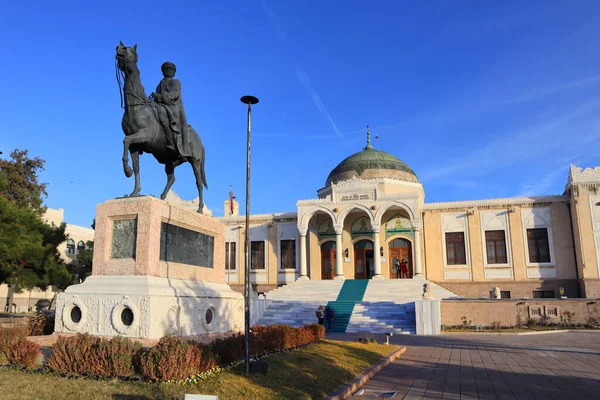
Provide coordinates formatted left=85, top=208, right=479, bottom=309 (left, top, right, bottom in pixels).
left=55, top=276, right=243, bottom=339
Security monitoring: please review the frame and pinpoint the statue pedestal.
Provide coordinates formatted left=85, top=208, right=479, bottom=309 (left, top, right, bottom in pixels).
left=54, top=197, right=243, bottom=339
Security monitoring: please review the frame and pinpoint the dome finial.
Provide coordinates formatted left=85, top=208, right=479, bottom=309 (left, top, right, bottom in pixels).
left=365, top=125, right=374, bottom=150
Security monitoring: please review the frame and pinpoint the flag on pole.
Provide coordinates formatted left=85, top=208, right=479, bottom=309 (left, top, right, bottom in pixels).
left=229, top=186, right=235, bottom=215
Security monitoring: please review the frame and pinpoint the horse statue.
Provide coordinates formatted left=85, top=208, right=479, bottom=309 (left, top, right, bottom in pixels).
left=115, top=42, right=207, bottom=213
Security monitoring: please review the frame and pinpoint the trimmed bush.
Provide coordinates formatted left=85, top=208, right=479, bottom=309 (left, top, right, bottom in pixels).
left=47, top=334, right=140, bottom=378
left=6, top=339, right=41, bottom=368
left=0, top=327, right=28, bottom=363
left=27, top=312, right=55, bottom=336
left=136, top=336, right=202, bottom=381
left=210, top=333, right=245, bottom=365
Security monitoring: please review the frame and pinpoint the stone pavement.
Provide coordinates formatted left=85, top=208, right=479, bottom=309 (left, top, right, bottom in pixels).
left=325, top=331, right=600, bottom=399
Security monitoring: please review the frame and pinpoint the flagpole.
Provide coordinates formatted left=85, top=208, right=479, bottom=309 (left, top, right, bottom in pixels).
left=241, top=95, right=259, bottom=376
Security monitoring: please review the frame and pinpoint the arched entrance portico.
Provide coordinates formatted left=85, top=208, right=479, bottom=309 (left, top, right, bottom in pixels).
left=388, top=238, right=413, bottom=279
left=320, top=241, right=336, bottom=280
left=354, top=239, right=374, bottom=279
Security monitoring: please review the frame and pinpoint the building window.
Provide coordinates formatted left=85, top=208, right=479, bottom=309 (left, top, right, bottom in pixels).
left=67, top=239, right=75, bottom=254
left=280, top=239, right=296, bottom=270
left=225, top=242, right=236, bottom=270
left=77, top=241, right=86, bottom=251
left=485, top=230, right=507, bottom=264
left=527, top=228, right=551, bottom=263
left=533, top=290, right=554, bottom=299
left=490, top=290, right=511, bottom=299
left=445, top=232, right=466, bottom=265
left=251, top=241, right=265, bottom=270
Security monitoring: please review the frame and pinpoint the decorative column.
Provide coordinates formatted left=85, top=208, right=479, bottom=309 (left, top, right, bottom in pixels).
left=298, top=228, right=309, bottom=280
left=413, top=227, right=423, bottom=277
left=372, top=226, right=383, bottom=279
left=334, top=226, right=345, bottom=280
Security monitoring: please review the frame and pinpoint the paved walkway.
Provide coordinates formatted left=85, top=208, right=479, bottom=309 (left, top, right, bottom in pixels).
left=326, top=331, right=600, bottom=399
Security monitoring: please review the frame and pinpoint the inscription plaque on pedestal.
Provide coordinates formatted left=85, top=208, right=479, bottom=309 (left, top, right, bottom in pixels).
left=111, top=218, right=137, bottom=259
left=160, top=222, right=214, bottom=267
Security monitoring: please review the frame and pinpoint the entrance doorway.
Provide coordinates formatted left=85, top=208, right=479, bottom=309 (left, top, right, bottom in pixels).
left=321, top=241, right=336, bottom=280
left=354, top=240, right=374, bottom=279
left=389, top=238, right=412, bottom=279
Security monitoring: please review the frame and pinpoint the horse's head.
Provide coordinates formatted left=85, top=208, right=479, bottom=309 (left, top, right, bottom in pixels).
left=116, top=41, right=138, bottom=72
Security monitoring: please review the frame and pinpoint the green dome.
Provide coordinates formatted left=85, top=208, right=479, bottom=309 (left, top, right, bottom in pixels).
left=326, top=148, right=418, bottom=186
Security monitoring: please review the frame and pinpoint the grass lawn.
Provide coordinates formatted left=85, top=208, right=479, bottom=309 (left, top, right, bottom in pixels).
left=0, top=340, right=396, bottom=400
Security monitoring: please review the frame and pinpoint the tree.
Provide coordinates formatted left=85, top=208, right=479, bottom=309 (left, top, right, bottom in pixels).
left=0, top=149, right=48, bottom=216
left=70, top=240, right=94, bottom=283
left=0, top=149, right=75, bottom=311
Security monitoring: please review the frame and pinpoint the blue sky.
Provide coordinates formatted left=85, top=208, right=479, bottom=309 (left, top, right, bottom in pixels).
left=1, top=1, right=600, bottom=227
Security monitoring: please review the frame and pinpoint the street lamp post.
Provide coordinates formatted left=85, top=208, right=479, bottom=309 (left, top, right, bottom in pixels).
left=241, top=95, right=259, bottom=376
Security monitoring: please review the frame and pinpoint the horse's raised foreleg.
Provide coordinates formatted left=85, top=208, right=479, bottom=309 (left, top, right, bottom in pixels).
left=122, top=138, right=133, bottom=178
left=122, top=132, right=149, bottom=196
left=160, top=159, right=184, bottom=200
left=129, top=150, right=141, bottom=197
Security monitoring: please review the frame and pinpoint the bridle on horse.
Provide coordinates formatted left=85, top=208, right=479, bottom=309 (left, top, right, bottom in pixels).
left=115, top=57, right=151, bottom=109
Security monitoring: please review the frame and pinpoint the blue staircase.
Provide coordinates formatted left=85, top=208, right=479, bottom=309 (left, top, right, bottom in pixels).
left=326, top=280, right=369, bottom=332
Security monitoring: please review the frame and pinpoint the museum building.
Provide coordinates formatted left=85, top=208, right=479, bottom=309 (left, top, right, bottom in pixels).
left=220, top=131, right=600, bottom=300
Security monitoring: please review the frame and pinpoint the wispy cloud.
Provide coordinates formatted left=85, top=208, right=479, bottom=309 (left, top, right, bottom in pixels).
left=500, top=76, right=600, bottom=106
left=515, top=165, right=568, bottom=197
left=337, top=76, right=600, bottom=141
left=419, top=98, right=600, bottom=182
left=294, top=65, right=343, bottom=139
left=260, top=0, right=343, bottom=141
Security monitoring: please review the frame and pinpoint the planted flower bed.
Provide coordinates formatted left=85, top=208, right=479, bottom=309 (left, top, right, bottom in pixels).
left=0, top=323, right=325, bottom=383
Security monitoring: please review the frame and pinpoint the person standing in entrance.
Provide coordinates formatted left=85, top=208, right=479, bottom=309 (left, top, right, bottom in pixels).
left=400, top=258, right=409, bottom=279
left=394, top=258, right=401, bottom=279
left=316, top=305, right=325, bottom=326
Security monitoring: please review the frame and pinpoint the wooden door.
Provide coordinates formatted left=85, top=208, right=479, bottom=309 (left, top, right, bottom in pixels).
left=321, top=249, right=335, bottom=280
left=399, top=247, right=413, bottom=278
left=389, top=238, right=413, bottom=279
left=354, top=249, right=366, bottom=279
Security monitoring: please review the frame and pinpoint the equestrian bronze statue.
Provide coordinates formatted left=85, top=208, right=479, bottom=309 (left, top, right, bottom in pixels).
left=115, top=42, right=207, bottom=213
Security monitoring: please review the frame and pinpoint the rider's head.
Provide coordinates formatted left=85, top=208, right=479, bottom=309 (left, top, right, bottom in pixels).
left=161, top=62, right=176, bottom=78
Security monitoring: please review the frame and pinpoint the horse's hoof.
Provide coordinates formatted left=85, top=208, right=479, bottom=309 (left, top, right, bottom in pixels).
left=125, top=167, right=133, bottom=178
left=196, top=208, right=203, bottom=214
left=129, top=191, right=141, bottom=197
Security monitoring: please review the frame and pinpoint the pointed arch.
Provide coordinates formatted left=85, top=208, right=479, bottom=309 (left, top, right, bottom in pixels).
left=374, top=200, right=415, bottom=223
left=337, top=203, right=375, bottom=227
left=299, top=206, right=336, bottom=231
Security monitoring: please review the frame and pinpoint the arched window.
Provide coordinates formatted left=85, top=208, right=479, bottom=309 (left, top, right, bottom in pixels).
left=67, top=239, right=75, bottom=255
left=77, top=241, right=86, bottom=251
left=390, top=238, right=410, bottom=247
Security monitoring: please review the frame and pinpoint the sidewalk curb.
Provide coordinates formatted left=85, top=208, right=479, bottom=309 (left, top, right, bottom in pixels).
left=442, top=329, right=600, bottom=336
left=324, top=346, right=406, bottom=400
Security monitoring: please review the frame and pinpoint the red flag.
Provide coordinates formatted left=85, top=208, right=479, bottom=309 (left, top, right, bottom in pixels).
left=229, top=187, right=235, bottom=215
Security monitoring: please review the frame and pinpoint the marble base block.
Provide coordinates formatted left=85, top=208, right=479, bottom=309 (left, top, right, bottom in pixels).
left=54, top=276, right=243, bottom=339
left=415, top=299, right=441, bottom=335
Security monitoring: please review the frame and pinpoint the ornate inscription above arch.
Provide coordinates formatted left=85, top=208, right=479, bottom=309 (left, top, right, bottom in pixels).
left=385, top=214, right=414, bottom=239
left=351, top=216, right=374, bottom=239
left=318, top=219, right=336, bottom=240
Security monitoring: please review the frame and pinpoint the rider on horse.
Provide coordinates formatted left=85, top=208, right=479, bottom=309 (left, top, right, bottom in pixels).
left=151, top=62, right=193, bottom=158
